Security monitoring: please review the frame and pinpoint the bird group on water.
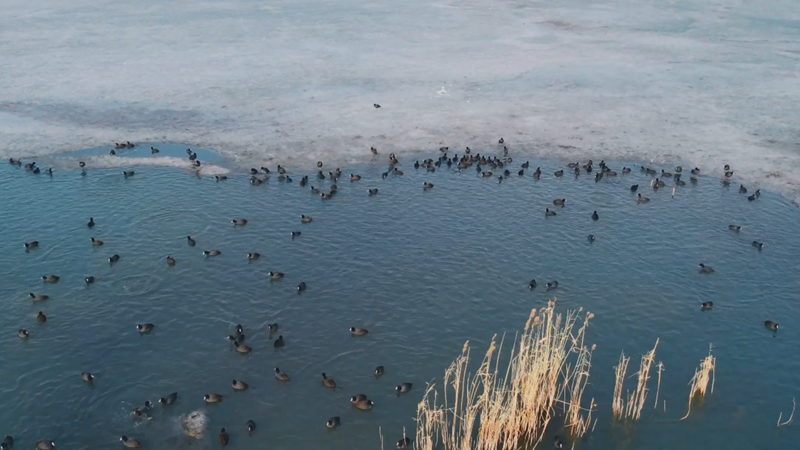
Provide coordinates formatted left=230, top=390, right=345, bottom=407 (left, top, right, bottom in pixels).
left=6, top=135, right=780, bottom=449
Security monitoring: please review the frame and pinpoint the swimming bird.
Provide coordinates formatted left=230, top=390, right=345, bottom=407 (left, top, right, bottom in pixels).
left=301, top=215, right=313, bottom=223
left=553, top=198, right=565, bottom=206
left=29, top=293, right=49, bottom=301
left=0, top=437, right=12, bottom=450
left=393, top=168, right=404, bottom=175
left=528, top=279, right=537, bottom=289
left=35, top=441, right=55, bottom=450
left=396, top=383, right=413, bottom=394
left=588, top=234, right=595, bottom=243
left=546, top=281, right=559, bottom=291
left=215, top=175, right=227, bottom=181
left=159, top=392, right=178, bottom=405
left=85, top=276, right=95, bottom=284
left=88, top=217, right=95, bottom=228
left=204, top=393, right=224, bottom=403
left=739, top=185, right=747, bottom=194
left=18, top=329, right=29, bottom=339
left=187, top=236, right=196, bottom=246
left=232, top=379, right=249, bottom=391
left=350, top=174, right=362, bottom=182
left=233, top=341, right=252, bottom=354
left=37, top=311, right=47, bottom=322
left=218, top=428, right=229, bottom=447
left=247, top=252, right=260, bottom=260
left=729, top=225, right=741, bottom=232
left=350, top=327, right=369, bottom=336
left=369, top=188, right=379, bottom=195
left=291, top=231, right=301, bottom=239
left=554, top=170, right=563, bottom=178
left=231, top=219, right=248, bottom=226
left=274, top=367, right=290, bottom=381
left=699, top=263, right=714, bottom=274
left=481, top=171, right=493, bottom=178
left=137, top=323, right=155, bottom=333
left=90, top=237, right=104, bottom=246
left=637, top=194, right=650, bottom=203
left=752, top=240, right=764, bottom=250
left=269, top=271, right=284, bottom=280
left=350, top=394, right=368, bottom=404
left=630, top=184, right=639, bottom=192
left=25, top=240, right=40, bottom=249
left=374, top=366, right=385, bottom=377
left=32, top=167, right=41, bottom=174
left=423, top=182, right=434, bottom=190
left=297, top=282, right=307, bottom=293
left=353, top=399, right=374, bottom=410
left=322, top=373, right=337, bottom=388
left=151, top=146, right=160, bottom=154
left=42, top=275, right=59, bottom=283
left=321, top=192, right=332, bottom=200
left=119, top=436, right=141, bottom=448
left=227, top=333, right=245, bottom=344
left=132, top=408, right=150, bottom=420
left=164, top=255, right=176, bottom=266
left=203, top=250, right=221, bottom=257
left=622, top=167, right=631, bottom=174
left=273, top=335, right=285, bottom=348
left=268, top=323, right=279, bottom=334
left=764, top=320, right=779, bottom=331
left=397, top=437, right=412, bottom=449
left=591, top=211, right=599, bottom=221
left=545, top=208, right=557, bottom=217
left=701, top=302, right=713, bottom=310
left=108, top=254, right=120, bottom=263
left=250, top=168, right=258, bottom=175
left=327, top=417, right=341, bottom=429
left=748, top=193, right=756, bottom=201
left=123, top=170, right=135, bottom=178
left=553, top=435, right=563, bottom=449
left=246, top=419, right=257, bottom=434
left=81, top=372, right=94, bottom=383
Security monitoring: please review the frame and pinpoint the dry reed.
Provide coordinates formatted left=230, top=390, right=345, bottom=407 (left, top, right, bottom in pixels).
left=680, top=345, right=716, bottom=420
left=414, top=301, right=597, bottom=450
left=612, top=352, right=630, bottom=419
left=611, top=340, right=659, bottom=421
left=777, top=398, right=795, bottom=427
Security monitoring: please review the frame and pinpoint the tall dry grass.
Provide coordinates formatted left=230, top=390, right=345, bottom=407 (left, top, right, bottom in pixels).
left=680, top=345, right=716, bottom=420
left=414, top=300, right=597, bottom=450
left=611, top=340, right=660, bottom=421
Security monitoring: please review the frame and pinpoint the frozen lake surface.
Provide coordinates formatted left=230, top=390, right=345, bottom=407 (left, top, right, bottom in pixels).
left=1, top=0, right=799, bottom=200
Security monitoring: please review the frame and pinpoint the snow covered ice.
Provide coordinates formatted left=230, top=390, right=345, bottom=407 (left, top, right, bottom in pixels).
left=1, top=0, right=799, bottom=200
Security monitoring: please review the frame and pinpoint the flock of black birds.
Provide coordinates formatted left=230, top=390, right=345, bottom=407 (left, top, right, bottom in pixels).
left=4, top=136, right=781, bottom=450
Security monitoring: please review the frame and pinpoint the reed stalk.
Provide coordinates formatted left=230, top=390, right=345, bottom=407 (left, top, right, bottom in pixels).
left=777, top=398, right=795, bottom=427
left=680, top=345, right=716, bottom=420
left=414, top=301, right=597, bottom=450
left=612, top=352, right=630, bottom=420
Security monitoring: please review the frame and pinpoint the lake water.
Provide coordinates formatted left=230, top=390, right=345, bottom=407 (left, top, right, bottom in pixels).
left=1, top=146, right=798, bottom=449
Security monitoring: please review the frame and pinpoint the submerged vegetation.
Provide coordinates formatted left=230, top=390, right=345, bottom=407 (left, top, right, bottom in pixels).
left=411, top=301, right=717, bottom=449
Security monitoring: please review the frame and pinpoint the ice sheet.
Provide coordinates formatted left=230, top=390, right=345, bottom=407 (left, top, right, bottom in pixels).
left=1, top=0, right=798, bottom=200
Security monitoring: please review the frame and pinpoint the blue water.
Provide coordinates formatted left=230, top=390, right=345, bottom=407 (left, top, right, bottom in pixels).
left=1, top=147, right=798, bottom=449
